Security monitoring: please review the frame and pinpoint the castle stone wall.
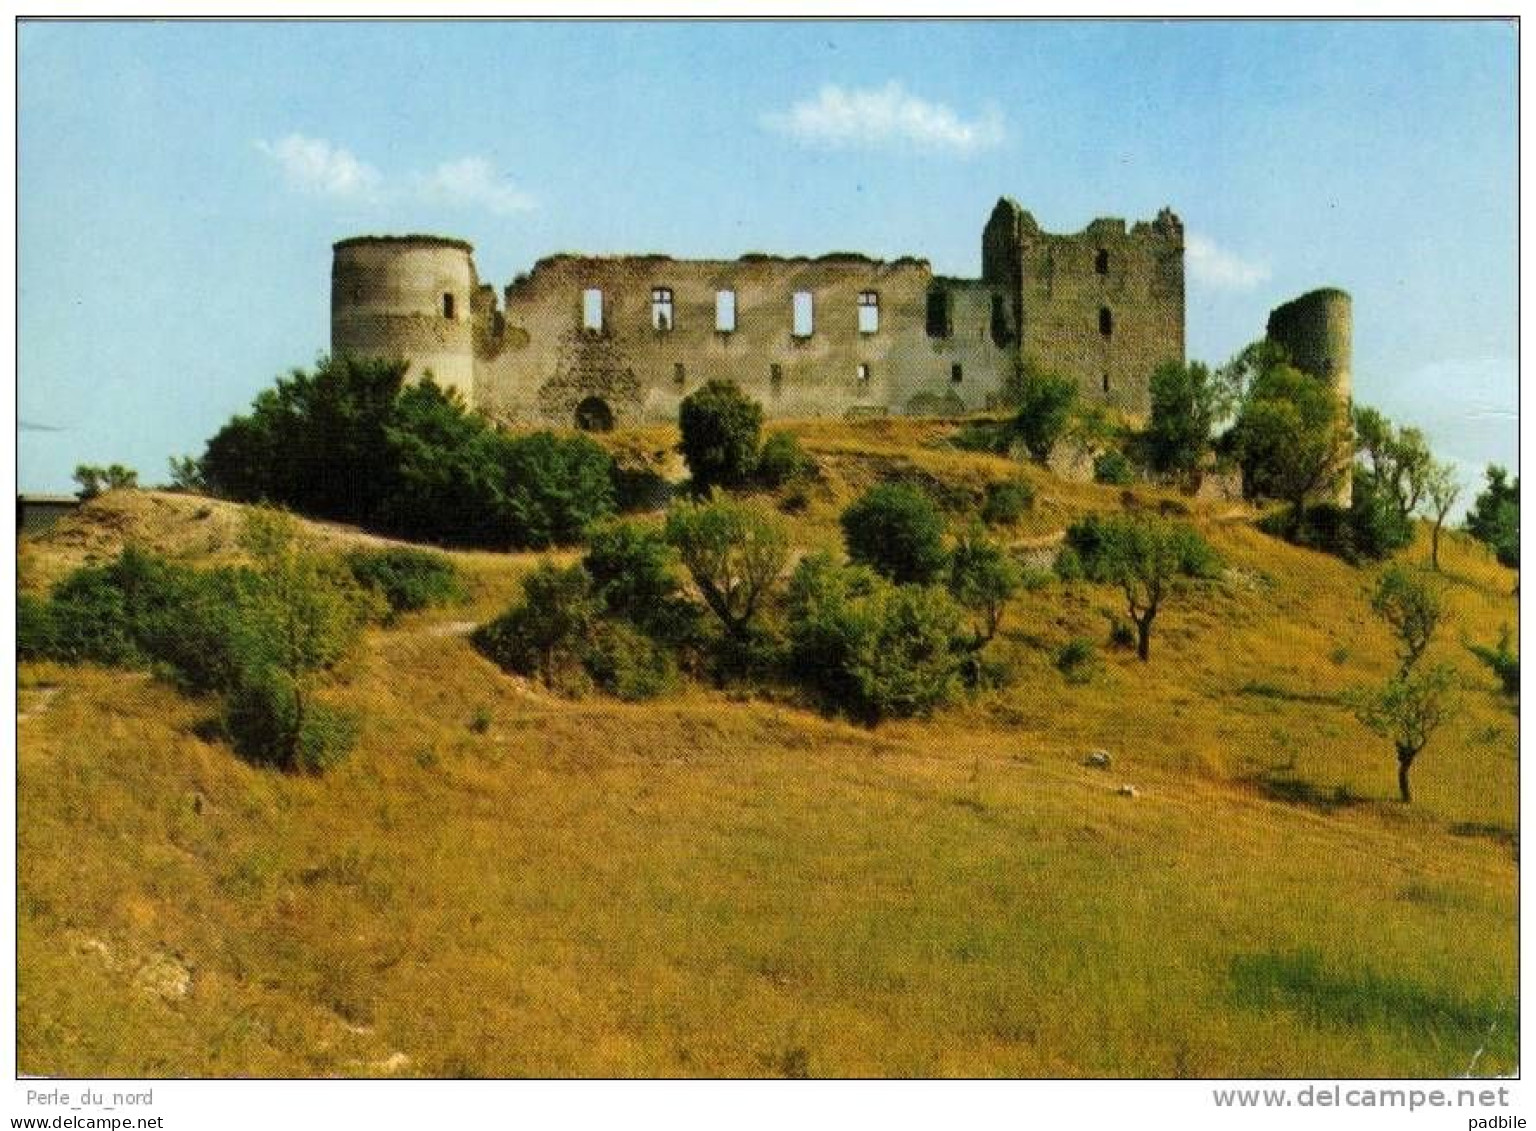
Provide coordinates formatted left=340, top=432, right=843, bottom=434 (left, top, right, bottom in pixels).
left=330, top=199, right=1189, bottom=431
left=474, top=254, right=1017, bottom=430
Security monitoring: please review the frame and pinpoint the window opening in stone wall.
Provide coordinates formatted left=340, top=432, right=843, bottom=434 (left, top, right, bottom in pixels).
left=1099, top=307, right=1113, bottom=337
left=952, top=364, right=964, bottom=384
left=857, top=363, right=871, bottom=385
left=1102, top=372, right=1111, bottom=393
left=652, top=287, right=674, bottom=331
left=1095, top=249, right=1109, bottom=275
left=990, top=294, right=1012, bottom=347
left=792, top=291, right=814, bottom=338
left=926, top=289, right=953, bottom=338
left=770, top=363, right=783, bottom=394
left=716, top=290, right=737, bottom=333
left=582, top=288, right=604, bottom=332
left=674, top=362, right=686, bottom=387
left=442, top=293, right=455, bottom=319
left=858, top=291, right=879, bottom=334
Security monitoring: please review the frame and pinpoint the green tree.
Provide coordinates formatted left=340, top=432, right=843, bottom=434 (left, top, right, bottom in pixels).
left=840, top=482, right=949, bottom=585
left=165, top=455, right=206, bottom=493
left=665, top=493, right=789, bottom=641
left=1065, top=513, right=1220, bottom=662
left=1353, top=662, right=1457, bottom=803
left=72, top=463, right=139, bottom=500
left=1421, top=460, right=1462, bottom=571
left=1369, top=564, right=1445, bottom=676
left=1006, top=361, right=1078, bottom=463
left=1144, top=360, right=1226, bottom=484
left=1353, top=405, right=1433, bottom=523
left=678, top=380, right=764, bottom=492
left=1465, top=465, right=1519, bottom=573
left=947, top=524, right=1022, bottom=648
left=201, top=354, right=407, bottom=522
left=1228, top=362, right=1352, bottom=534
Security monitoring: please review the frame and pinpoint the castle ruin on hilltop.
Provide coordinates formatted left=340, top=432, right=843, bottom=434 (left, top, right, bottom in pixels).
left=330, top=198, right=1349, bottom=435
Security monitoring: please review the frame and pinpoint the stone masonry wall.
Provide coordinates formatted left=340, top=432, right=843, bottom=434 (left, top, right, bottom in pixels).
left=473, top=255, right=1016, bottom=429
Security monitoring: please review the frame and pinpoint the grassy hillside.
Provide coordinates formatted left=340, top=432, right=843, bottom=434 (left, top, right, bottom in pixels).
left=17, top=418, right=1518, bottom=1077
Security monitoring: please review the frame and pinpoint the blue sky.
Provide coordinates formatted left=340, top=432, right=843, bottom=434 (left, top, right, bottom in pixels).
left=19, top=19, right=1517, bottom=501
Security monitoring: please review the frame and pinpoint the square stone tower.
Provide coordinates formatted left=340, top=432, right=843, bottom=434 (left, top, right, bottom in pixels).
left=982, top=198, right=1185, bottom=415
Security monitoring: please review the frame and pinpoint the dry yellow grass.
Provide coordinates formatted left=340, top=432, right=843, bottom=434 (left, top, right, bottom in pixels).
left=16, top=418, right=1518, bottom=1078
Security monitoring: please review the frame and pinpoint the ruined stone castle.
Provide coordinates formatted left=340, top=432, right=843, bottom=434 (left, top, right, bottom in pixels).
left=330, top=197, right=1348, bottom=433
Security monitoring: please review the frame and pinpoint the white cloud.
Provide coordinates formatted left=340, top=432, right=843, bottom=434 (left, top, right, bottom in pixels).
left=256, top=134, right=381, bottom=200
left=1185, top=233, right=1271, bottom=291
left=414, top=157, right=535, bottom=216
left=761, top=82, right=1004, bottom=155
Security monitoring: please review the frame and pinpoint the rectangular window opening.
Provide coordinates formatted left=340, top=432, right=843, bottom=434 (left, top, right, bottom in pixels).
left=651, top=287, right=674, bottom=332
left=582, top=288, right=604, bottom=332
left=442, top=293, right=455, bottom=320
left=951, top=364, right=964, bottom=384
left=857, top=291, right=879, bottom=334
left=770, top=363, right=784, bottom=393
left=715, top=290, right=737, bottom=333
left=856, top=363, right=871, bottom=384
left=675, top=362, right=686, bottom=387
left=1099, top=307, right=1114, bottom=337
left=926, top=289, right=953, bottom=338
left=792, top=291, right=814, bottom=338
left=1102, top=372, right=1111, bottom=394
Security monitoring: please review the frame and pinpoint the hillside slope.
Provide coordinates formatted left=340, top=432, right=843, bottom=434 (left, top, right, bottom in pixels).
left=17, top=418, right=1518, bottom=1078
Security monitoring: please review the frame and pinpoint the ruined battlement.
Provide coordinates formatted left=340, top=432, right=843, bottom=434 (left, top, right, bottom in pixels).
left=329, top=198, right=1322, bottom=434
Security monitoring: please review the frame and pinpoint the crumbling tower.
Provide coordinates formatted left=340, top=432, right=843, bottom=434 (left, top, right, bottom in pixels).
left=1265, top=287, right=1354, bottom=503
left=331, top=235, right=478, bottom=401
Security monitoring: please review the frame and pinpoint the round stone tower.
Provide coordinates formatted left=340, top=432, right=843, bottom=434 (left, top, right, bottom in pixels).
left=331, top=235, right=477, bottom=401
left=1264, top=287, right=1352, bottom=407
left=1265, top=287, right=1353, bottom=504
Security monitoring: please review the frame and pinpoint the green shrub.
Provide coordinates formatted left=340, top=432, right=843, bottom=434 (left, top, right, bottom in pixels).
left=756, top=431, right=815, bottom=488
left=1053, top=546, right=1086, bottom=583
left=1261, top=468, right=1414, bottom=565
left=197, top=356, right=617, bottom=550
left=841, top=482, right=949, bottom=585
left=224, top=668, right=358, bottom=774
left=582, top=520, right=687, bottom=638
left=1468, top=626, right=1519, bottom=699
left=1108, top=620, right=1137, bottom=650
left=471, top=563, right=599, bottom=693
left=581, top=621, right=677, bottom=701
left=980, top=479, right=1034, bottom=526
left=498, top=431, right=617, bottom=549
left=679, top=380, right=764, bottom=492
left=950, top=419, right=1011, bottom=455
left=1093, top=450, right=1135, bottom=486
left=786, top=553, right=963, bottom=723
left=17, top=594, right=58, bottom=661
left=1055, top=637, right=1100, bottom=684
left=1005, top=361, right=1077, bottom=462
left=345, top=547, right=462, bottom=622
left=45, top=564, right=141, bottom=666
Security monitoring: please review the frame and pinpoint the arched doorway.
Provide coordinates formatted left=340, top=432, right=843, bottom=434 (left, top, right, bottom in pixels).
left=574, top=396, right=614, bottom=433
